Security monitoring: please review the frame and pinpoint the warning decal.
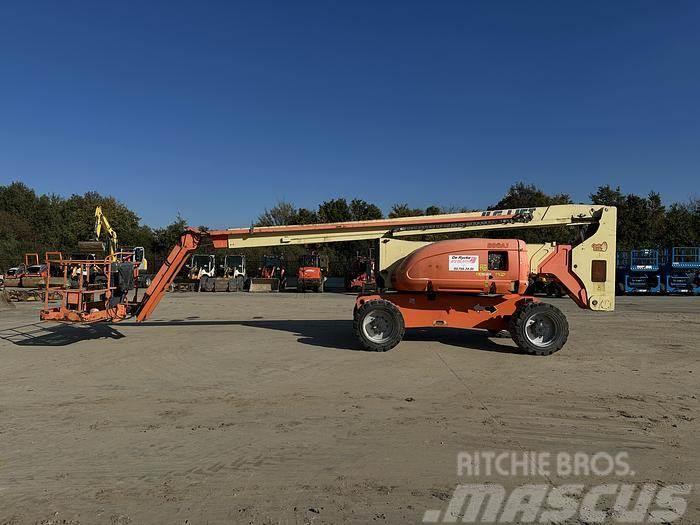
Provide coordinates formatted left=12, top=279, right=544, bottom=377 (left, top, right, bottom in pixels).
left=448, top=254, right=479, bottom=272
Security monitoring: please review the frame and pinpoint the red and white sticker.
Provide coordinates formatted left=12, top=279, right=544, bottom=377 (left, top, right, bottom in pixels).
left=448, top=254, right=479, bottom=272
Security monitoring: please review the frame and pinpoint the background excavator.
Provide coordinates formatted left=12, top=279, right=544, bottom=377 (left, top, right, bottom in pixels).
left=41, top=204, right=617, bottom=355
left=77, top=206, right=150, bottom=286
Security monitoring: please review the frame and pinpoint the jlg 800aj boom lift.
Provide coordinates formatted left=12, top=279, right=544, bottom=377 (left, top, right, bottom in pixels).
left=41, top=204, right=616, bottom=355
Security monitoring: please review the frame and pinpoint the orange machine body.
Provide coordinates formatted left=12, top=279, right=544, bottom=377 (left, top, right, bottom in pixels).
left=298, top=266, right=322, bottom=282
left=297, top=253, right=327, bottom=291
left=359, top=239, right=537, bottom=333
left=391, top=239, right=530, bottom=295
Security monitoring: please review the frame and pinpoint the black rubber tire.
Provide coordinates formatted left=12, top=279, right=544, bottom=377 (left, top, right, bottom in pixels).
left=353, top=299, right=405, bottom=352
left=199, top=275, right=214, bottom=292
left=509, top=301, right=569, bottom=356
left=235, top=277, right=243, bottom=291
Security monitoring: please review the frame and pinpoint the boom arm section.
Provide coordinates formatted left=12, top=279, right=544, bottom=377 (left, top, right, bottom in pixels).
left=204, top=204, right=609, bottom=248
left=134, top=230, right=202, bottom=322
left=204, top=204, right=615, bottom=311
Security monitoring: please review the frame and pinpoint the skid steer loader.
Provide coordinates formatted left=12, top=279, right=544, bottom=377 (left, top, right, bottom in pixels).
left=249, top=255, right=286, bottom=292
left=212, top=254, right=247, bottom=292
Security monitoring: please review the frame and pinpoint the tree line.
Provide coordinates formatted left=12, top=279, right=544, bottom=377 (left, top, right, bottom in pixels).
left=1, top=181, right=698, bottom=274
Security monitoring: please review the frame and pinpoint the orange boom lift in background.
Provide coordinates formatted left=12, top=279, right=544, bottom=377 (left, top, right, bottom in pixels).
left=41, top=204, right=616, bottom=355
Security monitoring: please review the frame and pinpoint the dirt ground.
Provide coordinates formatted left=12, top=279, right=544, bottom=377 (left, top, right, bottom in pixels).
left=0, top=293, right=698, bottom=524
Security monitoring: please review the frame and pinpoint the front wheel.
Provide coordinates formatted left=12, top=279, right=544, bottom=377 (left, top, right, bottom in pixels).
left=509, top=302, right=569, bottom=356
left=353, top=299, right=405, bottom=352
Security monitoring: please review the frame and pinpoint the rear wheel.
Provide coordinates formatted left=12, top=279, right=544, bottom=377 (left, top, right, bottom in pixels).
left=354, top=299, right=405, bottom=352
left=509, top=302, right=569, bottom=356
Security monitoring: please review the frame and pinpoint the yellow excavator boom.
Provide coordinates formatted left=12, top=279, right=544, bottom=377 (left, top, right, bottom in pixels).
left=78, top=206, right=119, bottom=259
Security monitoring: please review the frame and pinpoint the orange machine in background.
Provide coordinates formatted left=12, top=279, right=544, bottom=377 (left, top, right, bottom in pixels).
left=345, top=253, right=376, bottom=292
left=297, top=253, right=328, bottom=293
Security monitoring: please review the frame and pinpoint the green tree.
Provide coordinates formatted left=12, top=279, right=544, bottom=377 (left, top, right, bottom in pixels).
left=487, top=183, right=573, bottom=243
left=491, top=182, right=571, bottom=210
left=255, top=200, right=297, bottom=227
left=590, top=185, right=625, bottom=207
left=663, top=202, right=697, bottom=247
left=150, top=215, right=188, bottom=263
left=318, top=198, right=352, bottom=223
left=290, top=208, right=319, bottom=224
left=388, top=203, right=424, bottom=218
left=349, top=199, right=383, bottom=221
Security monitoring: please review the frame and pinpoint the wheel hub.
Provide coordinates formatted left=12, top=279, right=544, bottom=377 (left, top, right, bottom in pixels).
left=524, top=311, right=558, bottom=347
left=362, top=310, right=395, bottom=343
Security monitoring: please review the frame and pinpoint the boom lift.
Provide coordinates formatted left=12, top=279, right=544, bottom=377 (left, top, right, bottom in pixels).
left=41, top=204, right=617, bottom=355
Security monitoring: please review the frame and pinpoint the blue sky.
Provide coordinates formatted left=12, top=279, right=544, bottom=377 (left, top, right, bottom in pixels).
left=1, top=1, right=698, bottom=227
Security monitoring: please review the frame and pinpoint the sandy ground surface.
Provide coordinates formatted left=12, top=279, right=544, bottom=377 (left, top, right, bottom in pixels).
left=0, top=293, right=698, bottom=524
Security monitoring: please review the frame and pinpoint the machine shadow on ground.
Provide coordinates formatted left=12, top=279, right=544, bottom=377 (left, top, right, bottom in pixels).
left=404, top=328, right=522, bottom=354
left=0, top=322, right=125, bottom=346
left=120, top=319, right=519, bottom=353
left=0, top=318, right=518, bottom=354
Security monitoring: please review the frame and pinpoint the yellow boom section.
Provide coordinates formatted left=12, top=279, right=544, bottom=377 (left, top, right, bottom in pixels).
left=205, top=204, right=617, bottom=311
